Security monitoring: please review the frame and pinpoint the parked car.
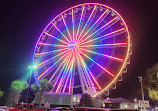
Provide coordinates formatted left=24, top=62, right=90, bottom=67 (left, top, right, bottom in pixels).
left=73, top=107, right=109, bottom=111
left=109, top=109, right=138, bottom=111
left=51, top=107, right=71, bottom=111
left=6, top=103, right=44, bottom=111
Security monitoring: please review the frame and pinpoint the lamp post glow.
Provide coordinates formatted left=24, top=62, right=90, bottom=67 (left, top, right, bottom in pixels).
left=28, top=65, right=37, bottom=69
left=26, top=65, right=37, bottom=102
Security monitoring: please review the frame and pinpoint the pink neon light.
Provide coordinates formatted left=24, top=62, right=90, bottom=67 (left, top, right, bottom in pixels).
left=78, top=16, right=118, bottom=43
left=52, top=23, right=70, bottom=42
left=72, top=9, right=75, bottom=41
left=56, top=52, right=73, bottom=92
left=81, top=43, right=127, bottom=47
left=37, top=52, right=69, bottom=79
left=79, top=9, right=109, bottom=41
left=75, top=6, right=85, bottom=42
left=77, top=5, right=97, bottom=42
left=44, top=32, right=68, bottom=44
left=36, top=49, right=70, bottom=67
left=69, top=52, right=75, bottom=93
left=38, top=43, right=66, bottom=47
left=61, top=15, right=72, bottom=41
left=77, top=49, right=115, bottom=77
left=76, top=51, right=101, bottom=90
left=35, top=48, right=69, bottom=56
left=80, top=28, right=125, bottom=46
left=78, top=48, right=123, bottom=62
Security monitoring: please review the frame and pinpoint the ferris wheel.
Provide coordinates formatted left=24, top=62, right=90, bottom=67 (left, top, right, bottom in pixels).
left=33, top=3, right=131, bottom=97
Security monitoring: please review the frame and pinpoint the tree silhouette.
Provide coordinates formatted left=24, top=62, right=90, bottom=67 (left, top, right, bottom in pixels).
left=31, top=79, right=53, bottom=107
left=142, top=63, right=158, bottom=101
left=79, top=93, right=93, bottom=107
left=11, top=80, right=28, bottom=104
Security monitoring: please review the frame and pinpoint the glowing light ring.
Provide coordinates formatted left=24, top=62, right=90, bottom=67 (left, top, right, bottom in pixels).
left=33, top=3, right=131, bottom=97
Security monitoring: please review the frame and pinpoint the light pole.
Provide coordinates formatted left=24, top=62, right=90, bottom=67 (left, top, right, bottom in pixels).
left=26, top=65, right=37, bottom=103
left=138, top=76, right=144, bottom=101
left=138, top=76, right=145, bottom=111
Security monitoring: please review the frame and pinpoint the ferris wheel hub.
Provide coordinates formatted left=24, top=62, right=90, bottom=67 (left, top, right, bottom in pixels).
left=68, top=41, right=76, bottom=49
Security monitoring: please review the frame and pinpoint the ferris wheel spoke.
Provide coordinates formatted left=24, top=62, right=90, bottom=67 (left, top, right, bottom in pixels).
left=79, top=6, right=98, bottom=42
left=79, top=48, right=123, bottom=62
left=80, top=43, right=127, bottom=48
left=53, top=64, right=68, bottom=91
left=52, top=23, right=70, bottom=43
left=77, top=49, right=115, bottom=77
left=58, top=65, right=71, bottom=93
left=38, top=43, right=67, bottom=48
left=44, top=32, right=68, bottom=45
left=60, top=59, right=73, bottom=92
left=61, top=55, right=75, bottom=93
left=48, top=51, right=71, bottom=83
left=56, top=52, right=73, bottom=92
left=37, top=50, right=69, bottom=79
left=80, top=28, right=126, bottom=45
left=76, top=54, right=90, bottom=93
left=78, top=8, right=109, bottom=43
left=35, top=48, right=69, bottom=56
left=61, top=15, right=72, bottom=41
left=75, top=6, right=85, bottom=42
left=76, top=5, right=97, bottom=42
left=36, top=49, right=69, bottom=68
left=37, top=63, right=60, bottom=80
left=52, top=57, right=69, bottom=90
left=76, top=53, right=97, bottom=95
left=68, top=52, right=75, bottom=93
left=62, top=61, right=73, bottom=93
left=79, top=16, right=119, bottom=44
left=76, top=51, right=101, bottom=90
left=52, top=51, right=72, bottom=88
left=68, top=64, right=73, bottom=93
left=72, top=9, right=75, bottom=41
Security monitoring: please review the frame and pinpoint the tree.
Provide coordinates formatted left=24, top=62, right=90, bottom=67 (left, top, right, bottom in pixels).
left=146, top=63, right=158, bottom=90
left=11, top=80, right=28, bottom=104
left=0, top=89, right=3, bottom=98
left=148, top=89, right=158, bottom=100
left=79, top=93, right=93, bottom=107
left=31, top=79, right=53, bottom=107
left=142, top=63, right=158, bottom=101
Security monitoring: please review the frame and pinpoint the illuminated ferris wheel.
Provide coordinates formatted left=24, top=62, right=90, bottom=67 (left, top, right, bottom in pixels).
left=33, top=3, right=131, bottom=97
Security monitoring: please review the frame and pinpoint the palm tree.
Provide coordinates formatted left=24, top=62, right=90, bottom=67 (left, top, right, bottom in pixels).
left=31, top=79, right=53, bottom=107
left=11, top=80, right=28, bottom=104
left=0, top=89, right=3, bottom=98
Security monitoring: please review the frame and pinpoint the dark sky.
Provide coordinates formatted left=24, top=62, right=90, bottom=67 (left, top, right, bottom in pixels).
left=0, top=0, right=158, bottom=101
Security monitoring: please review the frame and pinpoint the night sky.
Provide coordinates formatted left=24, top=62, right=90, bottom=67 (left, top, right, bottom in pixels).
left=0, top=0, right=158, bottom=103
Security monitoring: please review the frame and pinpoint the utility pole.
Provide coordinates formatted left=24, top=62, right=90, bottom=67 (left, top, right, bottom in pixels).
left=138, top=76, right=144, bottom=101
left=138, top=76, right=145, bottom=111
left=26, top=73, right=32, bottom=103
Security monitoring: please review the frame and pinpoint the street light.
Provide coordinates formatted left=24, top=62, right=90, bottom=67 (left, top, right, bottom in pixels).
left=138, top=76, right=144, bottom=101
left=28, top=65, right=37, bottom=69
left=26, top=65, right=37, bottom=102
left=138, top=76, right=145, bottom=111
